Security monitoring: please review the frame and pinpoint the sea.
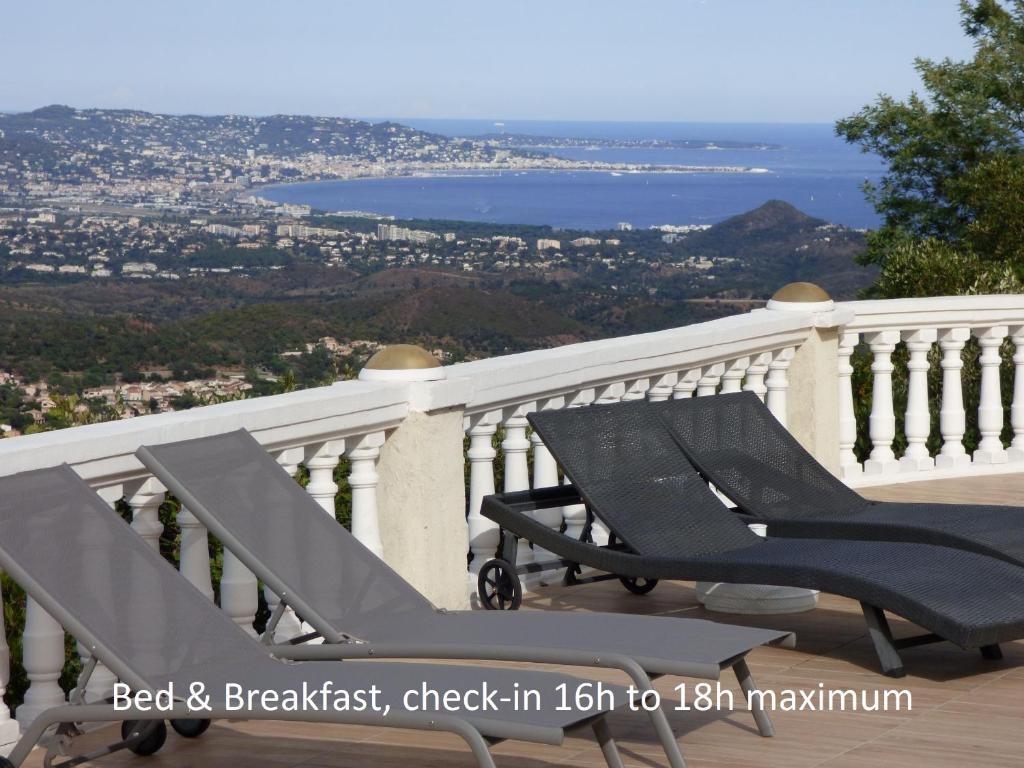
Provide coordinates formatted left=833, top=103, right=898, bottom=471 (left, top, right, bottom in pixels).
left=258, top=120, right=886, bottom=231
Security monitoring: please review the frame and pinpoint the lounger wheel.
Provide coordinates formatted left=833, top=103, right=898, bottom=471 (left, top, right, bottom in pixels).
left=618, top=576, right=658, bottom=595
left=478, top=558, right=523, bottom=610
left=170, top=717, right=211, bottom=737
left=0, top=757, right=14, bottom=768
left=121, top=719, right=168, bottom=755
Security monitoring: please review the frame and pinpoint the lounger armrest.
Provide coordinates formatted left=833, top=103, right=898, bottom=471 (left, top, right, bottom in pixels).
left=484, top=484, right=584, bottom=513
left=270, top=642, right=668, bottom=685
left=482, top=489, right=669, bottom=578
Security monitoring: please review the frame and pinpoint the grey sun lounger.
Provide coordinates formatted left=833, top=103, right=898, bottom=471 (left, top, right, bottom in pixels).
left=657, top=390, right=1024, bottom=567
left=481, top=400, right=1024, bottom=677
left=0, top=465, right=636, bottom=768
left=137, top=429, right=793, bottom=761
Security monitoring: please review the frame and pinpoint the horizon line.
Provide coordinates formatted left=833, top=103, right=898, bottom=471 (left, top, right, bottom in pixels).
left=0, top=104, right=839, bottom=127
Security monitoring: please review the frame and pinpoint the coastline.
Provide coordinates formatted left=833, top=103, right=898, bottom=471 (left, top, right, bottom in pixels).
left=252, top=162, right=773, bottom=197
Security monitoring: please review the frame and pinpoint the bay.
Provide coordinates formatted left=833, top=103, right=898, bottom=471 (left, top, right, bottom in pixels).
left=259, top=120, right=885, bottom=230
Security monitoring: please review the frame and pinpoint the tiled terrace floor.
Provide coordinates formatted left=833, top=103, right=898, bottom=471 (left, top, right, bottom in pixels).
left=23, top=472, right=1024, bottom=767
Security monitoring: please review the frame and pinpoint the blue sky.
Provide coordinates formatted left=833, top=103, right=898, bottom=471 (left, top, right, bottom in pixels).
left=0, top=0, right=975, bottom=123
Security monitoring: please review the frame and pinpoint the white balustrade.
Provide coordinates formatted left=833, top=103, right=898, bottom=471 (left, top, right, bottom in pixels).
left=466, top=411, right=500, bottom=575
left=900, top=329, right=937, bottom=472
left=765, top=347, right=795, bottom=426
left=743, top=352, right=772, bottom=401
left=1010, top=325, right=1024, bottom=462
left=720, top=357, right=750, bottom=394
left=696, top=363, right=724, bottom=396
left=936, top=328, right=971, bottom=470
left=348, top=432, right=385, bottom=558
left=974, top=326, right=1009, bottom=464
left=531, top=396, right=565, bottom=565
left=672, top=369, right=701, bottom=399
left=863, top=330, right=901, bottom=475
left=7, top=292, right=1024, bottom=683
left=502, top=405, right=535, bottom=570
left=837, top=332, right=861, bottom=478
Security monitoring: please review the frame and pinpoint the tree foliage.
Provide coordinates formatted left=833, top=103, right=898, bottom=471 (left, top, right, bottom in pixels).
left=837, top=0, right=1024, bottom=294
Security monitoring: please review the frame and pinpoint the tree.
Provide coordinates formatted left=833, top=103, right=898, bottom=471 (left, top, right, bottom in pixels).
left=837, top=0, right=1024, bottom=295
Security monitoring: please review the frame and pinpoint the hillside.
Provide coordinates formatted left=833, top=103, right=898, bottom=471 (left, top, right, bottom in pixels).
left=683, top=200, right=876, bottom=297
left=0, top=199, right=874, bottom=385
left=0, top=282, right=586, bottom=381
left=0, top=105, right=470, bottom=160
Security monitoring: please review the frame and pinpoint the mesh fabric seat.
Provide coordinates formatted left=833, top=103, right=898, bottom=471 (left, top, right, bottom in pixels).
left=511, top=400, right=1024, bottom=676
left=656, top=391, right=1024, bottom=566
left=0, top=464, right=635, bottom=768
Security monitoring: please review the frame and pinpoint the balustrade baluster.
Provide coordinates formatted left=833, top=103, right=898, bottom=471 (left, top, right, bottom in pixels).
left=647, top=372, right=678, bottom=402
left=590, top=384, right=625, bottom=545
left=900, top=329, right=937, bottom=471
left=672, top=369, right=701, bottom=399
left=220, top=549, right=258, bottom=636
left=743, top=352, right=772, bottom=401
left=974, top=326, right=1009, bottom=464
left=126, top=478, right=165, bottom=551
left=178, top=504, right=214, bottom=600
left=621, top=378, right=650, bottom=401
left=266, top=448, right=305, bottom=641
left=466, top=411, right=500, bottom=578
left=863, top=331, right=901, bottom=475
left=304, top=440, right=345, bottom=515
left=531, top=397, right=564, bottom=565
left=74, top=486, right=122, bottom=702
left=349, top=432, right=385, bottom=559
left=501, top=406, right=534, bottom=570
left=1009, top=326, right=1024, bottom=462
left=561, top=390, right=594, bottom=540
left=18, top=600, right=65, bottom=727
left=720, top=357, right=750, bottom=394
left=765, top=347, right=795, bottom=426
left=696, top=363, right=725, bottom=396
left=936, top=328, right=971, bottom=469
left=836, top=333, right=862, bottom=478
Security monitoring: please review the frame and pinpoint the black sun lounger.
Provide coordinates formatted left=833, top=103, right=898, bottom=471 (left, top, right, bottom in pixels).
left=0, top=465, right=636, bottom=768
left=481, top=399, right=1024, bottom=678
left=657, top=390, right=1024, bottom=567
left=137, top=430, right=794, bottom=762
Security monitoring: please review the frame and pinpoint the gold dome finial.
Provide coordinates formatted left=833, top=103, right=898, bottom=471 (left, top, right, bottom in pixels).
left=359, top=344, right=445, bottom=382
left=766, top=282, right=834, bottom=311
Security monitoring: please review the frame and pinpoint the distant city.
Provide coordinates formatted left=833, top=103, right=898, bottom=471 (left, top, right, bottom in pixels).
left=0, top=105, right=766, bottom=216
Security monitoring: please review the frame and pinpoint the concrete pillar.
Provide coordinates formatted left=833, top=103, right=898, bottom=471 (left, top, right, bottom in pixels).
left=360, top=344, right=470, bottom=610
left=786, top=326, right=841, bottom=474
left=766, top=282, right=849, bottom=477
left=375, top=408, right=470, bottom=610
